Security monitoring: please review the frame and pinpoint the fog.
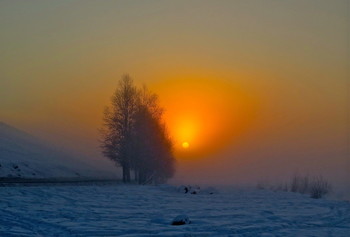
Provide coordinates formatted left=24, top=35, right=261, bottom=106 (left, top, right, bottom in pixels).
left=172, top=75, right=348, bottom=197
left=0, top=0, right=348, bottom=196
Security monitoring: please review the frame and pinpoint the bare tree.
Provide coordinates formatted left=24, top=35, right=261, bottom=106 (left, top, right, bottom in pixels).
left=309, top=176, right=331, bottom=199
left=100, top=76, right=175, bottom=184
left=100, top=75, right=138, bottom=182
left=290, top=173, right=309, bottom=194
left=132, top=86, right=175, bottom=184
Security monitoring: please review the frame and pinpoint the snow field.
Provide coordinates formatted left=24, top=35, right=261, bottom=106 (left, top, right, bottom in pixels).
left=0, top=184, right=349, bottom=236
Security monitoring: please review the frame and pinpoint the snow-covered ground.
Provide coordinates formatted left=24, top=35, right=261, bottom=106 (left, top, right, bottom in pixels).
left=1, top=184, right=349, bottom=236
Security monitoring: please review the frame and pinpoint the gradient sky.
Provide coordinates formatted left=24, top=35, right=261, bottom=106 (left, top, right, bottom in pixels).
left=0, top=0, right=348, bottom=190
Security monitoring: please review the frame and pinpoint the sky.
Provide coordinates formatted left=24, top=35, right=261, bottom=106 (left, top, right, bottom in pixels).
left=0, top=0, right=349, bottom=190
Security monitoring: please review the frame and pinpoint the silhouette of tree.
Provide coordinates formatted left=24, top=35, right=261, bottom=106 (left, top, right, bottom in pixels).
left=100, top=75, right=138, bottom=182
left=132, top=87, right=175, bottom=184
left=100, top=75, right=175, bottom=183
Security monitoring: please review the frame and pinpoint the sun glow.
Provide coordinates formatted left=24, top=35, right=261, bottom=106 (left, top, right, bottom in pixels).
left=182, top=142, right=189, bottom=149
left=151, top=76, right=257, bottom=159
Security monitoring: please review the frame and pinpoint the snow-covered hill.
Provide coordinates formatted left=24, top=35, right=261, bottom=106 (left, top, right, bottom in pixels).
left=0, top=122, right=116, bottom=179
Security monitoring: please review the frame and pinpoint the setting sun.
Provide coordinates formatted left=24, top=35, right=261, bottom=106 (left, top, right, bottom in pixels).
left=182, top=142, right=189, bottom=149
left=151, top=76, right=257, bottom=159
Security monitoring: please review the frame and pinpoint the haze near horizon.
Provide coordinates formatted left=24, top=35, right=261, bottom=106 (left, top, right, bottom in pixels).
left=0, top=0, right=348, bottom=192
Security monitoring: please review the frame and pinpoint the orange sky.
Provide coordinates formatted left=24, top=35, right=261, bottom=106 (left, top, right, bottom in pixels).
left=149, top=75, right=258, bottom=159
left=0, top=0, right=348, bottom=188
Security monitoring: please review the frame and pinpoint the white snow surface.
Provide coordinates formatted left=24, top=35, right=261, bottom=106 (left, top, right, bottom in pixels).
left=1, top=184, right=349, bottom=236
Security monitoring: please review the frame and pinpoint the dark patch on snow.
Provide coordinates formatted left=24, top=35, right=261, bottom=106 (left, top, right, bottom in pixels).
left=171, top=215, right=190, bottom=225
left=178, top=185, right=201, bottom=194
left=178, top=185, right=189, bottom=193
left=202, top=187, right=218, bottom=195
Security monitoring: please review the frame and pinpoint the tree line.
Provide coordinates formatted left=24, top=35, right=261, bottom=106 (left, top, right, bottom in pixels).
left=100, top=75, right=175, bottom=184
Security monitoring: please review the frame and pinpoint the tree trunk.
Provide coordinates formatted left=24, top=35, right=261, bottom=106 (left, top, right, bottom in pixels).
left=134, top=170, right=138, bottom=182
left=138, top=170, right=143, bottom=184
left=125, top=166, right=131, bottom=182
left=122, top=166, right=127, bottom=183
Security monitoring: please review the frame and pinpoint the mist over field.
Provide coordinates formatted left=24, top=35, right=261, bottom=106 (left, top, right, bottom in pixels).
left=1, top=0, right=348, bottom=197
